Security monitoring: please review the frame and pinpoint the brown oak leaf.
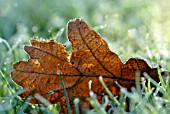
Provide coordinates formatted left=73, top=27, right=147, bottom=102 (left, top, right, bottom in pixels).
left=11, top=18, right=159, bottom=113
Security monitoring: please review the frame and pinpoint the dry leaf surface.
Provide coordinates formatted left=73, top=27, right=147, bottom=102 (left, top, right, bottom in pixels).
left=11, top=18, right=159, bottom=112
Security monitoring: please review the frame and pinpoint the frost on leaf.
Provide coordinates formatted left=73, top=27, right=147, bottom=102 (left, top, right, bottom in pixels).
left=11, top=18, right=159, bottom=112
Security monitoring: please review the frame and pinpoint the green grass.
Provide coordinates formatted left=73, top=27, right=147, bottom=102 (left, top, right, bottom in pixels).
left=0, top=0, right=170, bottom=113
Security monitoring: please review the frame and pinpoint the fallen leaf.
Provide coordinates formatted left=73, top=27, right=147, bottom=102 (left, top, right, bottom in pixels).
left=11, top=18, right=159, bottom=113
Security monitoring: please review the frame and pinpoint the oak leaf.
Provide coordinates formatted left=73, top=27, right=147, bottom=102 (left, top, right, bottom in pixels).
left=11, top=18, right=159, bottom=112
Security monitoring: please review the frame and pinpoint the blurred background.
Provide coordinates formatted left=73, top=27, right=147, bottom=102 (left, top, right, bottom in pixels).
left=0, top=0, right=170, bottom=71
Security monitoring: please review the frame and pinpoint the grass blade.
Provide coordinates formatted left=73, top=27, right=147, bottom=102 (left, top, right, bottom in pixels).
left=99, top=76, right=120, bottom=106
left=0, top=70, right=13, bottom=95
left=59, top=71, right=71, bottom=114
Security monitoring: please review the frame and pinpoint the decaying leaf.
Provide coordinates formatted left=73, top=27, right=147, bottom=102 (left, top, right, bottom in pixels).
left=11, top=18, right=159, bottom=112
